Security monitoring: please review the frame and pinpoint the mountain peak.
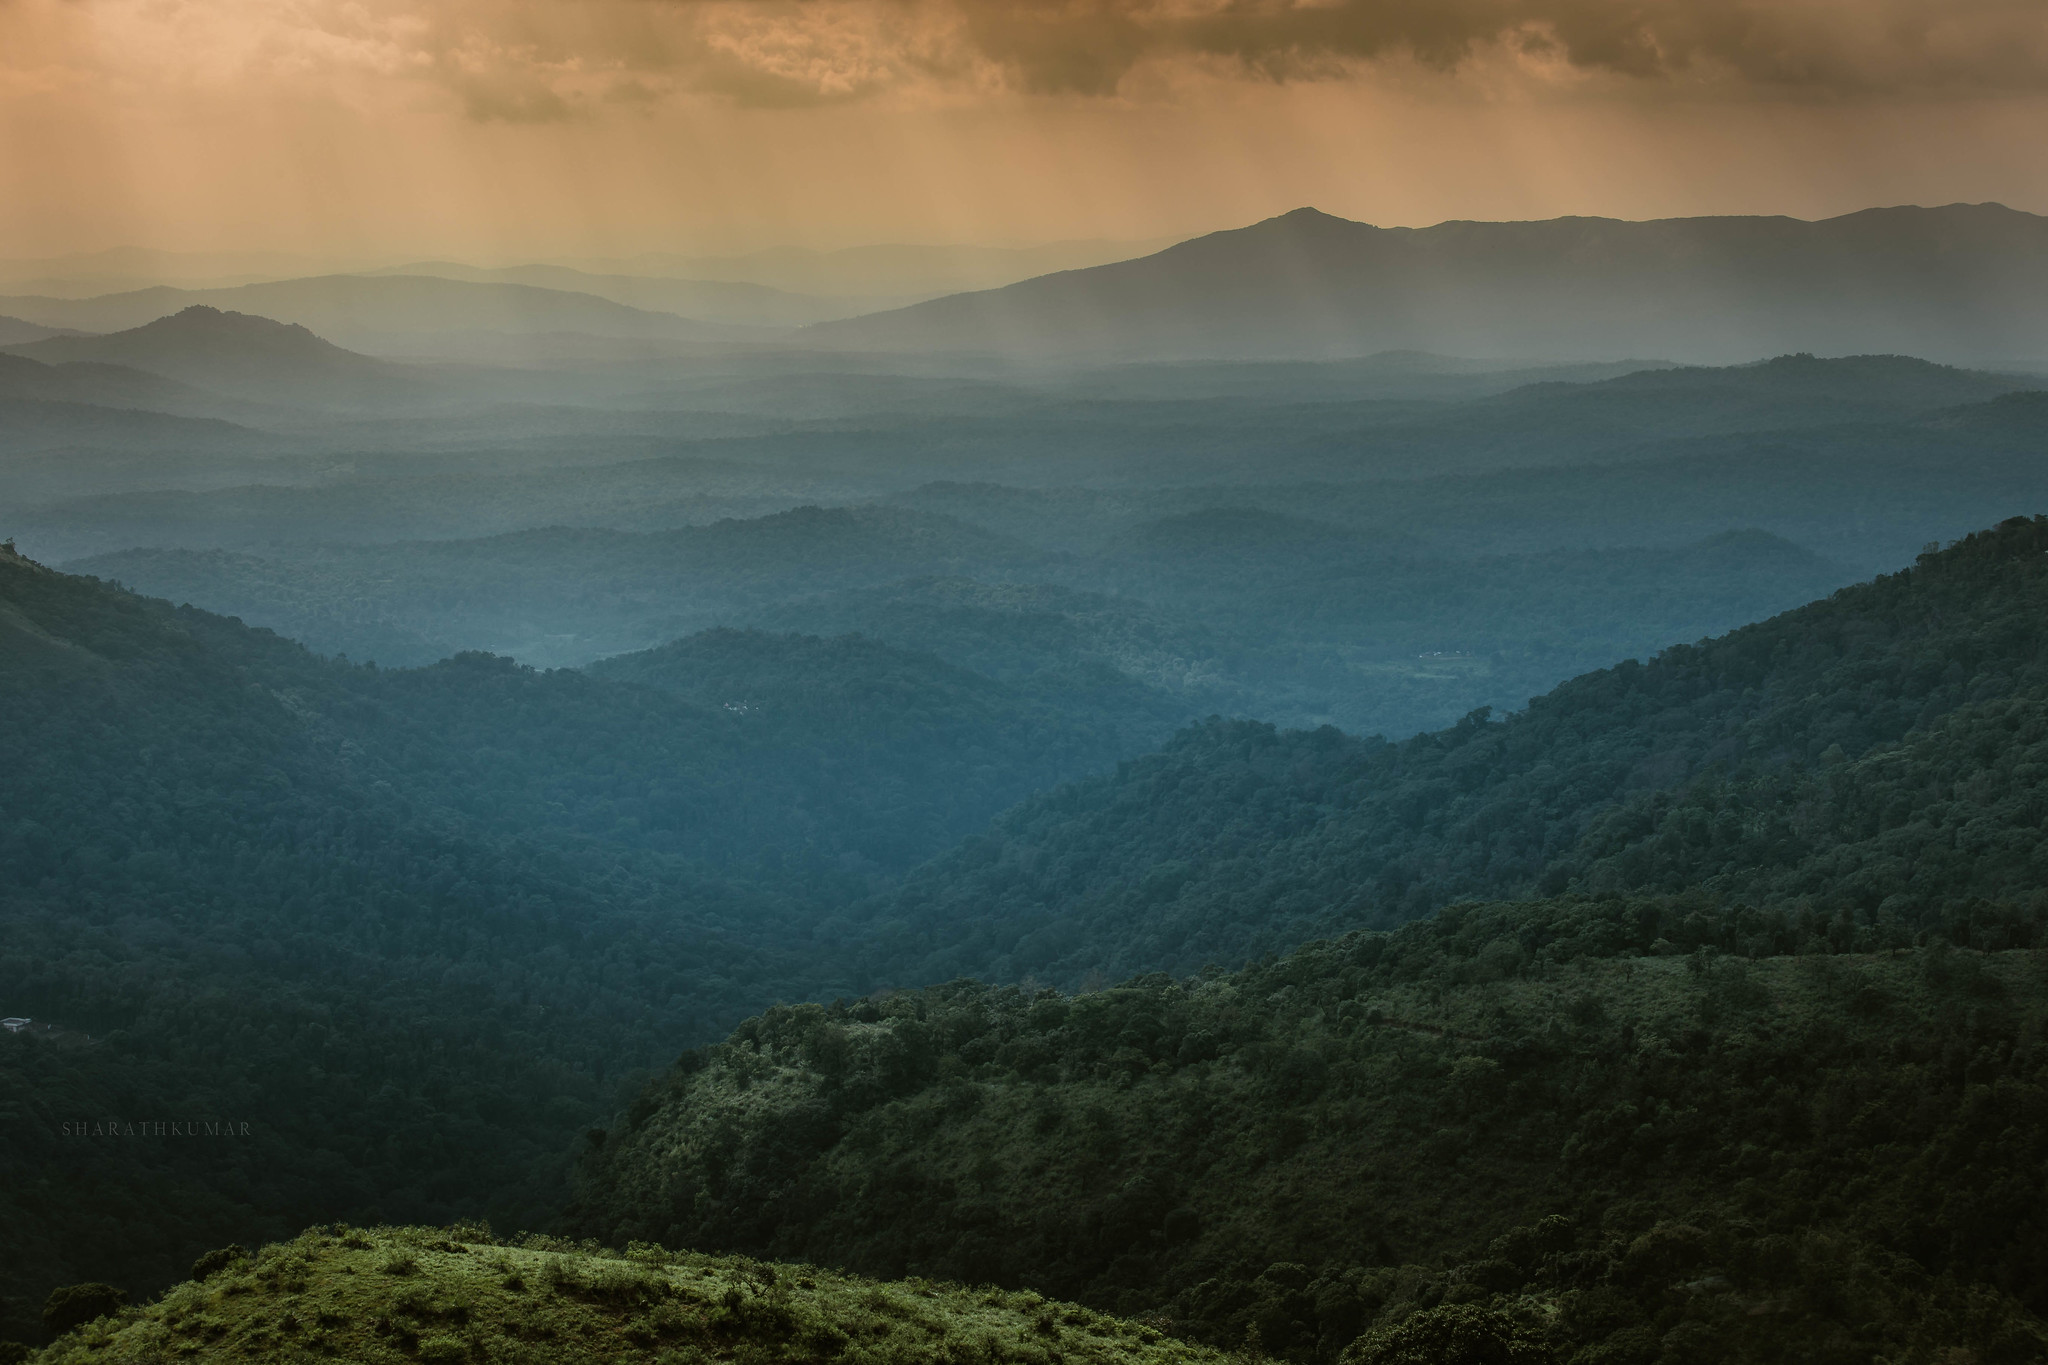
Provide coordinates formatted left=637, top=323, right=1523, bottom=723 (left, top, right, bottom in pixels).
left=0, top=300, right=416, bottom=410
left=141, top=303, right=330, bottom=347
left=806, top=203, right=2048, bottom=364
left=1248, top=205, right=1376, bottom=237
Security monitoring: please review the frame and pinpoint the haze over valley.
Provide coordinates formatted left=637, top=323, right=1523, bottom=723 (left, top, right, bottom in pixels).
left=8, top=4, right=2048, bottom=1358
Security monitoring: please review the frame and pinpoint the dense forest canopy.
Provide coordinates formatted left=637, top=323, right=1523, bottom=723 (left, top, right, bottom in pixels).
left=574, top=896, right=2048, bottom=1365
left=0, top=545, right=1169, bottom=1340
left=847, top=516, right=2048, bottom=987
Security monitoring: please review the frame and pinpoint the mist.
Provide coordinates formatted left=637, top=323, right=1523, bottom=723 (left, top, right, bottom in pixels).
left=8, top=14, right=2048, bottom=1358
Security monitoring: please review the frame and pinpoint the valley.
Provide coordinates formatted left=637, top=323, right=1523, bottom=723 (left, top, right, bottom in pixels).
left=6, top=203, right=2048, bottom=1364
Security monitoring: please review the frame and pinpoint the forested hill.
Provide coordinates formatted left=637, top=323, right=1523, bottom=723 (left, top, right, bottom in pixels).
left=573, top=898, right=2048, bottom=1363
left=0, top=550, right=1155, bottom=1341
left=848, top=515, right=2048, bottom=988
left=587, top=628, right=1185, bottom=859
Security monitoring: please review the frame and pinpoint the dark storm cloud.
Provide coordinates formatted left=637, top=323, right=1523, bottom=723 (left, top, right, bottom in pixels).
left=918, top=0, right=2048, bottom=96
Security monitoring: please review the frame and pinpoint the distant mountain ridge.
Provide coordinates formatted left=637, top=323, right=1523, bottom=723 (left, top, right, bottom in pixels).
left=577, top=235, right=1190, bottom=298
left=0, top=396, right=263, bottom=455
left=805, top=203, right=2048, bottom=365
left=1, top=305, right=427, bottom=410
left=0, top=273, right=762, bottom=353
left=0, top=350, right=258, bottom=419
left=369, top=261, right=886, bottom=327
left=0, top=314, right=80, bottom=346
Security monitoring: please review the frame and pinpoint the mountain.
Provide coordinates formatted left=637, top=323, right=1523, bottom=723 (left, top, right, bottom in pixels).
left=1108, top=507, right=1422, bottom=566
left=64, top=509, right=1855, bottom=738
left=837, top=515, right=2048, bottom=988
left=2, top=306, right=429, bottom=410
left=736, top=526, right=1855, bottom=738
left=371, top=262, right=876, bottom=327
left=804, top=204, right=2048, bottom=365
left=0, top=350, right=271, bottom=421
left=0, top=397, right=264, bottom=455
left=18, top=1224, right=1218, bottom=1365
left=1455, top=351, right=2033, bottom=448
left=571, top=902, right=2048, bottom=1365
left=0, top=245, right=350, bottom=296
left=64, top=506, right=1051, bottom=666
left=0, top=316, right=79, bottom=346
left=576, top=235, right=1189, bottom=299
left=581, top=628, right=1182, bottom=869
left=0, top=274, right=762, bottom=354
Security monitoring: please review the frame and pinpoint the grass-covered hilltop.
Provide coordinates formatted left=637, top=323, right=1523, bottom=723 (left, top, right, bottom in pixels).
left=21, top=1224, right=1224, bottom=1365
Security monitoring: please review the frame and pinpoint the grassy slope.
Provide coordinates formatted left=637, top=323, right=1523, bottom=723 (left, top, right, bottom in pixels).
left=27, top=1225, right=1223, bottom=1365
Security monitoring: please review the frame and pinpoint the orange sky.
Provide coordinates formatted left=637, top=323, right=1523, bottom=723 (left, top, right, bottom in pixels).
left=3, top=0, right=2047, bottom=261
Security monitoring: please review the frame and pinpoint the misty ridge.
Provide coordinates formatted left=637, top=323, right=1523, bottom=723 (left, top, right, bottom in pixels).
left=8, top=202, right=2048, bottom=1364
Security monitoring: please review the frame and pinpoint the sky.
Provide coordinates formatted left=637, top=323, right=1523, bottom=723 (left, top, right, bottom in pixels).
left=3, top=0, right=2047, bottom=262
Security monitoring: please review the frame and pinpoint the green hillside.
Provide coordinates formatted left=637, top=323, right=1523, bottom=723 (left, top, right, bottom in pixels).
left=849, top=516, right=2048, bottom=987
left=572, top=900, right=2048, bottom=1364
left=21, top=1224, right=1220, bottom=1365
left=587, top=628, right=1185, bottom=863
left=0, top=549, right=1153, bottom=1340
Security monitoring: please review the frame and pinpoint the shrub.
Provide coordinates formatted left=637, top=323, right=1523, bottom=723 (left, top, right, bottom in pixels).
left=42, top=1283, right=128, bottom=1336
left=191, top=1245, right=250, bottom=1281
left=1341, top=1305, right=1551, bottom=1365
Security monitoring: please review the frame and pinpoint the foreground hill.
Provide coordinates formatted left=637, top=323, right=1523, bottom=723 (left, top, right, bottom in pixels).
left=807, top=203, right=2048, bottom=364
left=574, top=902, right=2048, bottom=1364
left=846, top=515, right=2048, bottom=986
left=21, top=1224, right=1216, bottom=1365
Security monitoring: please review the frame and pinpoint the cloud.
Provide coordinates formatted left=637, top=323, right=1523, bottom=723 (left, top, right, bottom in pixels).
left=9, top=0, right=2048, bottom=119
left=923, top=0, right=2048, bottom=97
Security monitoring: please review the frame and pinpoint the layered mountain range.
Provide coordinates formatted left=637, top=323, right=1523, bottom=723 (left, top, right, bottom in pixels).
left=807, top=204, right=2048, bottom=364
left=11, top=204, right=2048, bottom=1364
left=8, top=203, right=2048, bottom=372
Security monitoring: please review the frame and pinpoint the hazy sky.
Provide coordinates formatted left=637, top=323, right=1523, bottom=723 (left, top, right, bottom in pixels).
left=4, top=0, right=2047, bottom=260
